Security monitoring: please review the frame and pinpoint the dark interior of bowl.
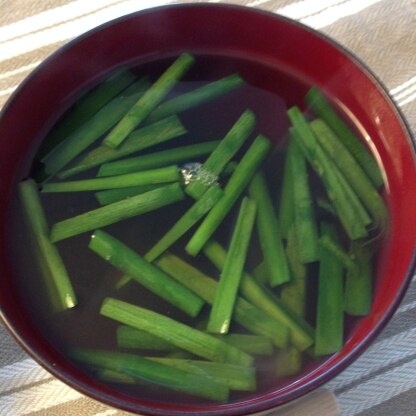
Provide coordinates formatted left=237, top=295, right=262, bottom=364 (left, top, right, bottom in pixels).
left=1, top=4, right=416, bottom=416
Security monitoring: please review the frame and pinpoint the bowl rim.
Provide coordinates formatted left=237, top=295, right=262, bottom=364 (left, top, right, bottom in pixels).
left=1, top=3, right=416, bottom=415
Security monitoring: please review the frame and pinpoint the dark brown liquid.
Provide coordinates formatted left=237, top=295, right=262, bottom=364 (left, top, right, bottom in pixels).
left=7, top=54, right=364, bottom=405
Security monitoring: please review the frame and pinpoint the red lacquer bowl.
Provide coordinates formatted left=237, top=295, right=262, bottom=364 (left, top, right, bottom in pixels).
left=1, top=4, right=415, bottom=416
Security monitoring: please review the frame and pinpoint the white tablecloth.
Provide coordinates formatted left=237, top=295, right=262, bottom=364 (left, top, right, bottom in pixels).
left=1, top=1, right=415, bottom=415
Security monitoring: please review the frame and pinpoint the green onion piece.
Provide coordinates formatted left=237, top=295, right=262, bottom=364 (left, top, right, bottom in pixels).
left=97, top=369, right=137, bottom=384
left=344, top=242, right=373, bottom=316
left=95, top=184, right=165, bottom=206
left=315, top=222, right=344, bottom=356
left=248, top=172, right=290, bottom=286
left=251, top=262, right=269, bottom=285
left=146, top=357, right=256, bottom=392
left=50, top=182, right=185, bottom=242
left=18, top=179, right=77, bottom=310
left=275, top=347, right=303, bottom=377
left=310, top=119, right=388, bottom=230
left=288, top=108, right=368, bottom=240
left=115, top=275, right=133, bottom=290
left=216, top=334, right=273, bottom=356
left=41, top=78, right=150, bottom=179
left=318, top=234, right=359, bottom=275
left=97, top=141, right=220, bottom=177
left=37, top=69, right=137, bottom=161
left=307, top=142, right=372, bottom=234
left=277, top=227, right=307, bottom=376
left=145, top=185, right=223, bottom=262
left=155, top=253, right=289, bottom=349
left=118, top=325, right=272, bottom=356
left=103, top=53, right=195, bottom=148
left=186, top=110, right=256, bottom=199
left=71, top=348, right=229, bottom=402
left=186, top=135, right=271, bottom=256
left=331, top=150, right=372, bottom=228
left=305, top=86, right=383, bottom=188
left=89, top=230, right=203, bottom=317
left=100, top=298, right=253, bottom=367
left=289, top=139, right=319, bottom=263
left=278, top=142, right=295, bottom=239
left=43, top=166, right=180, bottom=193
left=255, top=284, right=310, bottom=347
left=117, top=326, right=180, bottom=351
left=202, top=241, right=313, bottom=351
left=148, top=74, right=245, bottom=122
left=280, top=227, right=307, bottom=316
left=207, top=197, right=257, bottom=334
left=58, top=116, right=186, bottom=179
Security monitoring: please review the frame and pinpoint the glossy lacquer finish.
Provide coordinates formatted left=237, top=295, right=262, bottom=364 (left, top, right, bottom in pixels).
left=0, top=4, right=415, bottom=416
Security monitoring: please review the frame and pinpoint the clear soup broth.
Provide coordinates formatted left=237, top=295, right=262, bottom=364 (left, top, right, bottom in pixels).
left=8, top=53, right=380, bottom=405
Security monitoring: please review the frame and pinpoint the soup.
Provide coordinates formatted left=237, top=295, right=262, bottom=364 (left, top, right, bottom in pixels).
left=8, top=52, right=386, bottom=405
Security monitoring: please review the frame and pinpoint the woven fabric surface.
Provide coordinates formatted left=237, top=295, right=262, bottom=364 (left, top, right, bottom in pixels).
left=0, top=1, right=415, bottom=415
